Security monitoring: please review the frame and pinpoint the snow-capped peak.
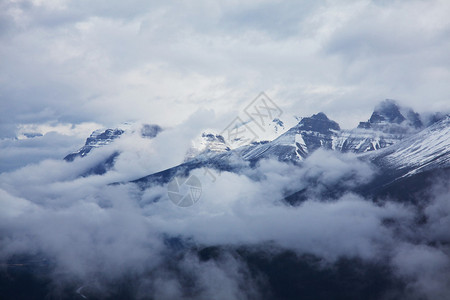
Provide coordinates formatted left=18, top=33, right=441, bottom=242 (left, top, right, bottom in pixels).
left=184, top=117, right=297, bottom=160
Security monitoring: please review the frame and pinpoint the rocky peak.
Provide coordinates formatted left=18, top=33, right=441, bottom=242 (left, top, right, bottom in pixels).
left=85, top=129, right=124, bottom=147
left=369, top=99, right=406, bottom=124
left=64, top=128, right=124, bottom=162
left=295, top=112, right=340, bottom=134
left=358, top=99, right=423, bottom=132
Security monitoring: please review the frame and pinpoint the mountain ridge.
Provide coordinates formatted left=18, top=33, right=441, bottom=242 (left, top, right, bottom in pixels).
left=63, top=100, right=449, bottom=193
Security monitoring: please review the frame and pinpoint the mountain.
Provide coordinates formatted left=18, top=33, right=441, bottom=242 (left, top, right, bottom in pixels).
left=64, top=123, right=163, bottom=162
left=357, top=115, right=450, bottom=200
left=64, top=100, right=447, bottom=197
left=183, top=112, right=342, bottom=165
left=333, top=100, right=424, bottom=153
left=66, top=100, right=423, bottom=171
left=63, top=123, right=162, bottom=176
left=129, top=101, right=449, bottom=203
left=233, top=112, right=340, bottom=162
left=369, top=115, right=450, bottom=174
left=64, top=128, right=125, bottom=162
left=286, top=114, right=450, bottom=204
left=357, top=99, right=423, bottom=131
left=213, top=100, right=423, bottom=162
left=185, top=118, right=294, bottom=159
left=185, top=100, right=424, bottom=162
left=185, top=133, right=230, bottom=160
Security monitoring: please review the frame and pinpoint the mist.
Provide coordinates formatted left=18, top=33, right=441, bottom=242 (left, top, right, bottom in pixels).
left=1, top=129, right=449, bottom=299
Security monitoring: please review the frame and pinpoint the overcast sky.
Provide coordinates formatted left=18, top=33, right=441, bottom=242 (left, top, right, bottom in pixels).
left=1, top=0, right=450, bottom=140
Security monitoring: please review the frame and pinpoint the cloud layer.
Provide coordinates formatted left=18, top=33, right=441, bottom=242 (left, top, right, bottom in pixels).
left=0, top=135, right=449, bottom=299
left=1, top=0, right=450, bottom=140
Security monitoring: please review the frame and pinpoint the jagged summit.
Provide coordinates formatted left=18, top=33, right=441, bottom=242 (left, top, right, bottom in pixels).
left=64, top=128, right=124, bottom=162
left=234, top=102, right=436, bottom=161
left=63, top=101, right=447, bottom=181
left=370, top=99, right=406, bottom=124
left=312, top=112, right=331, bottom=121
left=64, top=123, right=163, bottom=162
left=235, top=112, right=342, bottom=161
left=336, top=100, right=424, bottom=153
left=294, top=112, right=340, bottom=134
left=358, top=99, right=423, bottom=131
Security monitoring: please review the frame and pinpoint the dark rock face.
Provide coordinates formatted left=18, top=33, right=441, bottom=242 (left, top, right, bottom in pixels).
left=224, top=112, right=341, bottom=162
left=63, top=124, right=164, bottom=176
left=141, top=124, right=162, bottom=138
left=289, top=112, right=340, bottom=153
left=358, top=99, right=423, bottom=132
left=339, top=100, right=425, bottom=153
left=85, top=129, right=124, bottom=146
left=294, top=112, right=340, bottom=134
left=22, top=132, right=43, bottom=138
left=273, top=118, right=284, bottom=127
left=404, top=109, right=423, bottom=128
left=202, top=133, right=226, bottom=144
left=63, top=128, right=124, bottom=176
left=82, top=152, right=120, bottom=176
left=369, top=99, right=406, bottom=124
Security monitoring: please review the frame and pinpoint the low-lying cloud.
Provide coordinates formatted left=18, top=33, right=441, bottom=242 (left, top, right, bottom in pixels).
left=1, top=132, right=449, bottom=299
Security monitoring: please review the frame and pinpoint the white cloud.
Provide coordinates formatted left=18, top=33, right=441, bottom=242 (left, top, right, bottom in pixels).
left=1, top=0, right=449, bottom=141
left=0, top=140, right=449, bottom=298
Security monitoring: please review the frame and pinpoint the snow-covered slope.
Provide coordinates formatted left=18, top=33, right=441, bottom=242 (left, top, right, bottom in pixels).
left=130, top=110, right=450, bottom=194
left=333, top=100, right=423, bottom=154
left=333, top=129, right=405, bottom=153
left=185, top=117, right=295, bottom=160
left=234, top=112, right=340, bottom=161
left=230, top=100, right=424, bottom=162
left=64, top=99, right=448, bottom=190
left=368, top=115, right=450, bottom=177
left=185, top=100, right=425, bottom=163
left=185, top=133, right=231, bottom=160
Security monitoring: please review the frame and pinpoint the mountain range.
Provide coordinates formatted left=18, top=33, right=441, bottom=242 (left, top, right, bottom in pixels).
left=63, top=99, right=449, bottom=202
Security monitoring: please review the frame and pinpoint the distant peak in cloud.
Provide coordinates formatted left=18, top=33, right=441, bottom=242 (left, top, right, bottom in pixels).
left=312, top=112, right=330, bottom=120
left=371, top=99, right=406, bottom=124
left=64, top=123, right=163, bottom=162
left=358, top=99, right=424, bottom=131
left=141, top=124, right=163, bottom=139
left=64, top=128, right=125, bottom=162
